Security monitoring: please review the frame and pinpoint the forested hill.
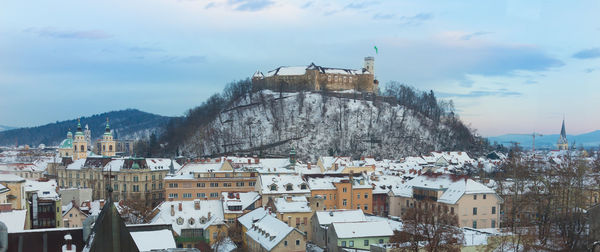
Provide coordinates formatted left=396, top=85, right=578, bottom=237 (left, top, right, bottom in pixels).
left=149, top=80, right=490, bottom=160
left=0, top=109, right=174, bottom=146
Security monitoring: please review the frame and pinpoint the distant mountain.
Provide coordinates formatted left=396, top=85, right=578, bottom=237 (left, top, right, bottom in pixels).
left=488, top=130, right=600, bottom=149
left=0, top=125, right=15, bottom=132
left=0, top=109, right=175, bottom=147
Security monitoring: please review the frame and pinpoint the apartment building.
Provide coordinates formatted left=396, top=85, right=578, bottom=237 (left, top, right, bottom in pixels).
left=306, top=174, right=373, bottom=214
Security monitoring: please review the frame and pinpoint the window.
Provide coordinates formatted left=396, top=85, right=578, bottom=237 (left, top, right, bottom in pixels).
left=364, top=240, right=369, bottom=246
left=473, top=194, right=477, bottom=200
left=183, top=193, right=192, bottom=198
left=169, top=183, right=178, bottom=188
left=210, top=192, right=218, bottom=198
left=114, top=184, right=118, bottom=191
left=169, top=193, right=178, bottom=198
left=357, top=193, right=360, bottom=199
left=473, top=207, right=478, bottom=215
left=379, top=239, right=384, bottom=244
left=249, top=181, right=256, bottom=186
left=270, top=184, right=277, bottom=191
left=303, top=217, right=307, bottom=225
left=296, top=217, right=300, bottom=227
left=159, top=183, right=163, bottom=189
left=343, top=199, right=347, bottom=206
left=284, top=241, right=288, bottom=247
left=483, top=194, right=487, bottom=199
left=406, top=200, right=409, bottom=207
left=236, top=182, right=244, bottom=187
left=365, top=193, right=368, bottom=199
left=323, top=195, right=327, bottom=200
left=343, top=187, right=347, bottom=193
left=472, top=220, right=477, bottom=228
left=133, top=176, right=138, bottom=182
left=300, top=184, right=307, bottom=189
left=364, top=205, right=368, bottom=210
left=223, top=182, right=232, bottom=187
left=286, top=184, right=293, bottom=191
left=492, top=206, right=496, bottom=214
left=349, top=241, right=354, bottom=247
left=296, top=240, right=300, bottom=246
left=197, top=193, right=206, bottom=198
left=492, top=220, right=496, bottom=228
left=133, top=185, right=139, bottom=192
left=123, top=184, right=127, bottom=192
left=450, top=207, right=454, bottom=214
left=357, top=204, right=361, bottom=209
left=210, top=182, right=218, bottom=187
left=341, top=241, right=346, bottom=247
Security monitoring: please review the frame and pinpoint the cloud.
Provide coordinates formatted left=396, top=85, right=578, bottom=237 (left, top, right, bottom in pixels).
left=344, top=2, right=378, bottom=10
left=205, top=2, right=216, bottom=9
left=24, top=27, right=112, bottom=40
left=584, top=68, right=597, bottom=73
left=439, top=89, right=522, bottom=98
left=228, top=0, right=274, bottom=11
left=129, top=46, right=164, bottom=53
left=301, top=1, right=313, bottom=9
left=162, top=55, right=207, bottom=64
left=399, top=13, right=433, bottom=26
left=460, top=31, right=492, bottom=40
left=572, top=48, right=600, bottom=59
left=373, top=13, right=396, bottom=20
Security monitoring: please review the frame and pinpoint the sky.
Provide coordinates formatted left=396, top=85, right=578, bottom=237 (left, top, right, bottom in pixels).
left=0, top=0, right=598, bottom=136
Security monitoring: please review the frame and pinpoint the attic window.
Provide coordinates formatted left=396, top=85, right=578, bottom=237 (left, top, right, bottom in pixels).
left=286, top=184, right=293, bottom=191
left=188, top=218, right=195, bottom=225
left=300, top=184, right=307, bottom=190
left=177, top=217, right=184, bottom=225
left=200, top=217, right=207, bottom=224
left=270, top=184, right=277, bottom=191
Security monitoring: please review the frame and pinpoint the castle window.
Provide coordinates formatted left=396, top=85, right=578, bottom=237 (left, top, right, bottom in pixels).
left=343, top=76, right=347, bottom=82
left=328, top=75, right=331, bottom=81
left=109, top=145, right=113, bottom=151
left=80, top=145, right=85, bottom=151
left=334, top=76, right=338, bottom=82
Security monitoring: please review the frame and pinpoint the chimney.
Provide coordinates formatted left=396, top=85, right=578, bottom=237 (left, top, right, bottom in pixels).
left=99, top=200, right=105, bottom=209
left=208, top=211, right=211, bottom=220
left=171, top=205, right=175, bottom=216
left=418, top=170, right=422, bottom=175
left=248, top=159, right=251, bottom=164
left=178, top=202, right=183, bottom=212
left=307, top=162, right=311, bottom=170
left=194, top=200, right=200, bottom=210
left=236, top=193, right=240, bottom=199
left=64, top=233, right=74, bottom=251
left=254, top=157, right=259, bottom=164
left=286, top=196, right=292, bottom=202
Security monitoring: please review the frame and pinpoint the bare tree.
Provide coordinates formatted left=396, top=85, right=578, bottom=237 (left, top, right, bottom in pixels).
left=401, top=203, right=464, bottom=252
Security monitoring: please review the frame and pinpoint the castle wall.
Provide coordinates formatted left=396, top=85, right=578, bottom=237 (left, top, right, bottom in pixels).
left=253, top=71, right=375, bottom=93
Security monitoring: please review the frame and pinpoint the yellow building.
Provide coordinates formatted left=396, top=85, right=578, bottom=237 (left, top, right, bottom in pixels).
left=0, top=173, right=26, bottom=210
left=267, top=196, right=315, bottom=239
left=307, top=174, right=373, bottom=214
left=99, top=118, right=116, bottom=157
left=73, top=119, right=88, bottom=160
left=238, top=207, right=306, bottom=252
left=316, top=156, right=375, bottom=174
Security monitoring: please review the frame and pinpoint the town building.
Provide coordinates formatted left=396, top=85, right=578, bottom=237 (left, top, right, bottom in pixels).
left=266, top=196, right=314, bottom=239
left=98, top=118, right=116, bottom=157
left=252, top=57, right=378, bottom=93
left=388, top=173, right=502, bottom=229
left=61, top=201, right=88, bottom=228
left=165, top=160, right=257, bottom=201
left=316, top=156, right=376, bottom=174
left=222, top=191, right=261, bottom=224
left=306, top=174, right=373, bottom=214
left=238, top=207, right=306, bottom=252
left=24, top=179, right=62, bottom=229
left=150, top=199, right=227, bottom=248
left=310, top=209, right=366, bottom=248
left=72, top=119, right=88, bottom=160
left=368, top=174, right=405, bottom=216
left=557, top=119, right=569, bottom=150
left=326, top=221, right=393, bottom=252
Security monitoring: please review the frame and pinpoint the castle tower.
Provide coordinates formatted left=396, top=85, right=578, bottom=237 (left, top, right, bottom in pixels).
left=84, top=124, right=92, bottom=150
left=557, top=119, right=569, bottom=150
left=73, top=118, right=88, bottom=160
left=364, top=56, right=375, bottom=75
left=100, top=118, right=116, bottom=157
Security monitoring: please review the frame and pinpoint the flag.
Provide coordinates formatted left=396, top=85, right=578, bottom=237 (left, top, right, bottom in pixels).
left=374, top=46, right=378, bottom=54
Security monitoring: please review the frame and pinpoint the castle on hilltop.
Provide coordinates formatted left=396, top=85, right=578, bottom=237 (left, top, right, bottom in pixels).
left=252, top=57, right=378, bottom=93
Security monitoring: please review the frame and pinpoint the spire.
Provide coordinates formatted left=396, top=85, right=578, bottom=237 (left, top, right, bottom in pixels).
left=560, top=118, right=566, bottom=138
left=77, top=118, right=82, bottom=132
left=105, top=117, right=111, bottom=133
left=557, top=117, right=569, bottom=150
left=169, top=159, right=175, bottom=175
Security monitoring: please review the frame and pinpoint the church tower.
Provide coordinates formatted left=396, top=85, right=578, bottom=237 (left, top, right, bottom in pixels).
left=100, top=118, right=116, bottom=157
left=73, top=118, right=88, bottom=160
left=557, top=119, right=569, bottom=150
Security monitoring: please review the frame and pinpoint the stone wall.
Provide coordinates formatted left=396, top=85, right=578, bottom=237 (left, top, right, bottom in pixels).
left=253, top=70, right=376, bottom=93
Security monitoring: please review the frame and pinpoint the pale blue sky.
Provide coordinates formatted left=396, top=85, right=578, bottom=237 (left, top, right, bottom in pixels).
left=1, top=0, right=598, bottom=136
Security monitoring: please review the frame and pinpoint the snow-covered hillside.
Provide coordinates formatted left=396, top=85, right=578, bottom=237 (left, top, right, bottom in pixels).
left=180, top=90, right=481, bottom=160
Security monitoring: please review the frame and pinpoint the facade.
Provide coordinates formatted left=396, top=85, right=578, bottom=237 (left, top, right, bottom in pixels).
left=306, top=174, right=373, bottom=214
left=62, top=203, right=88, bottom=228
left=252, top=58, right=378, bottom=93
left=256, top=174, right=310, bottom=203
left=164, top=161, right=257, bottom=201
left=99, top=119, right=116, bottom=157
left=238, top=207, right=305, bottom=252
left=310, top=209, right=366, bottom=248
left=557, top=119, right=569, bottom=150
left=317, top=156, right=376, bottom=174
left=326, top=221, right=393, bottom=252
left=222, top=191, right=261, bottom=224
left=267, top=196, right=314, bottom=239
left=54, top=157, right=173, bottom=207
left=388, top=174, right=502, bottom=229
left=72, top=119, right=88, bottom=161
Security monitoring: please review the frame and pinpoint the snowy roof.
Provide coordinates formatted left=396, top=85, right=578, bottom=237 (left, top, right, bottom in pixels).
left=25, top=179, right=60, bottom=200
left=307, top=176, right=372, bottom=191
left=222, top=191, right=261, bottom=214
left=103, top=159, right=125, bottom=172
left=0, top=173, right=25, bottom=182
left=314, top=209, right=366, bottom=225
left=365, top=215, right=403, bottom=231
left=389, top=174, right=497, bottom=204
left=243, top=208, right=294, bottom=251
left=253, top=70, right=264, bottom=79
left=259, top=174, right=309, bottom=195
left=66, top=158, right=86, bottom=170
left=0, top=210, right=27, bottom=232
left=178, top=162, right=225, bottom=174
left=145, top=158, right=180, bottom=171
left=264, top=63, right=368, bottom=78
left=212, top=237, right=237, bottom=252
left=150, top=200, right=225, bottom=235
left=238, top=207, right=269, bottom=229
left=265, top=66, right=307, bottom=77
left=369, top=175, right=406, bottom=194
left=332, top=221, right=394, bottom=238
left=274, top=196, right=311, bottom=213
left=130, top=229, right=177, bottom=251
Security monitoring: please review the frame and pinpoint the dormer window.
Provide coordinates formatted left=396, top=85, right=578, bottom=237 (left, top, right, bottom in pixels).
left=176, top=217, right=184, bottom=225
left=300, top=184, right=307, bottom=190
left=270, top=184, right=277, bottom=191
left=188, top=218, right=195, bottom=225
left=285, top=183, right=293, bottom=191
